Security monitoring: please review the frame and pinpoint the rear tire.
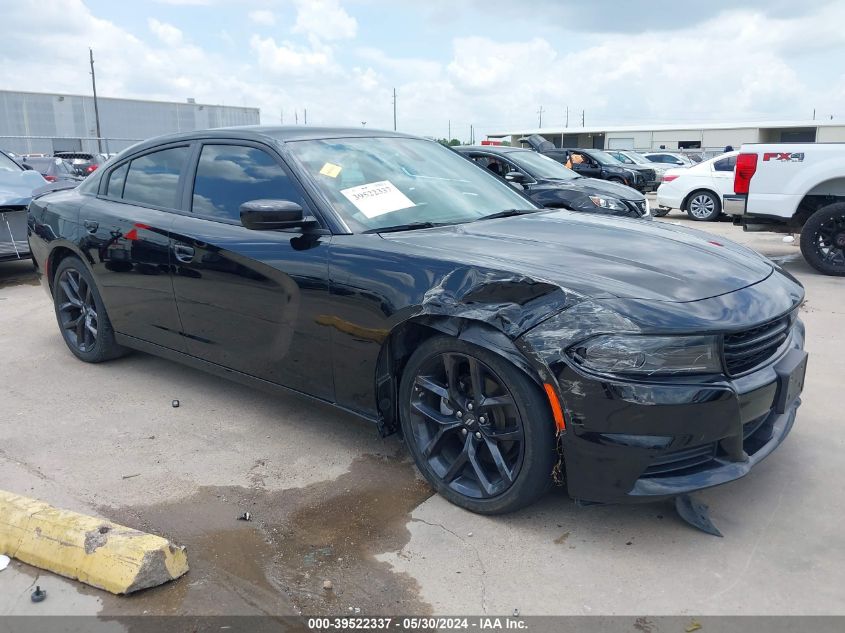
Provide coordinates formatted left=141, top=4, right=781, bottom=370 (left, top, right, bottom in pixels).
left=53, top=256, right=127, bottom=362
left=399, top=336, right=557, bottom=514
left=686, top=190, right=721, bottom=221
left=800, top=202, right=845, bottom=276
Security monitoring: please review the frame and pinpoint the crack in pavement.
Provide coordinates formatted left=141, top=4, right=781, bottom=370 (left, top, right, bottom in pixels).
left=411, top=518, right=489, bottom=614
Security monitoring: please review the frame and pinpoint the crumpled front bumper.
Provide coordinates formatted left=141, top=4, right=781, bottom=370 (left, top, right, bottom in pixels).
left=547, top=332, right=805, bottom=504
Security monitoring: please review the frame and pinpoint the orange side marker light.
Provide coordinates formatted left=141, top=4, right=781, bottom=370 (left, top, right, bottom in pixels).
left=543, top=383, right=566, bottom=431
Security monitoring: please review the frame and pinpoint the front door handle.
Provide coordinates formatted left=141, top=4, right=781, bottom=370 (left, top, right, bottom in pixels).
left=173, top=244, right=195, bottom=263
left=83, top=219, right=98, bottom=233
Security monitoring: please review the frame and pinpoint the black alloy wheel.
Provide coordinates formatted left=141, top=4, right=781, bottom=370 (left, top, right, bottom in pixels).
left=400, top=336, right=556, bottom=514
left=56, top=268, right=99, bottom=352
left=52, top=256, right=126, bottom=362
left=800, top=203, right=845, bottom=276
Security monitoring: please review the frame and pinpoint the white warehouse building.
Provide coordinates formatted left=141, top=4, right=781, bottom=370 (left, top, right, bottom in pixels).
left=0, top=89, right=260, bottom=155
left=487, top=120, right=845, bottom=152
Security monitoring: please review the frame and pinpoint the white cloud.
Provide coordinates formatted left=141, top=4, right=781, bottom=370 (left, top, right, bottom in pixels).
left=250, top=35, right=334, bottom=75
left=293, top=0, right=357, bottom=41
left=148, top=18, right=183, bottom=47
left=248, top=10, right=276, bottom=27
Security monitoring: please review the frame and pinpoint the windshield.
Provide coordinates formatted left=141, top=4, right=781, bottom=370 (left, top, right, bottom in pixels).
left=285, top=137, right=538, bottom=232
left=623, top=151, right=651, bottom=165
left=0, top=152, right=22, bottom=172
left=509, top=151, right=579, bottom=180
left=589, top=150, right=624, bottom=166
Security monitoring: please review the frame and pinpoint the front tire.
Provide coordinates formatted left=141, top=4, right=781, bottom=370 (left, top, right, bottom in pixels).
left=800, top=202, right=845, bottom=276
left=53, top=256, right=127, bottom=362
left=399, top=336, right=557, bottom=514
left=686, top=190, right=721, bottom=221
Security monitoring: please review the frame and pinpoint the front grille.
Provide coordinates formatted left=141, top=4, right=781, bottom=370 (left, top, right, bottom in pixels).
left=642, top=168, right=656, bottom=182
left=723, top=313, right=793, bottom=375
left=626, top=199, right=647, bottom=216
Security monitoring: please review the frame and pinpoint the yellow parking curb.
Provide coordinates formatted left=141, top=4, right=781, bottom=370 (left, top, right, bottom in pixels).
left=0, top=490, right=188, bottom=594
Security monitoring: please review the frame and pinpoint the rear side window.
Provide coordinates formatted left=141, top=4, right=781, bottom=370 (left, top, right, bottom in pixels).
left=122, top=147, right=188, bottom=209
left=191, top=144, right=306, bottom=222
left=713, top=155, right=737, bottom=172
left=106, top=163, right=128, bottom=197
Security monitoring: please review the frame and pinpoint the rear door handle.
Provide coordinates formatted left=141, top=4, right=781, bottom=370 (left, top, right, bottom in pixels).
left=83, top=219, right=98, bottom=233
left=172, top=244, right=195, bottom=263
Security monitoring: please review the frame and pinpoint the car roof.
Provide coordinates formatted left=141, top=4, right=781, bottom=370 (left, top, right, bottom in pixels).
left=453, top=145, right=528, bottom=154
left=123, top=125, right=420, bottom=155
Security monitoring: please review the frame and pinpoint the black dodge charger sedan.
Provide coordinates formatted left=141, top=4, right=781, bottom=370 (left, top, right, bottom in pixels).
left=27, top=127, right=807, bottom=514
left=454, top=145, right=649, bottom=219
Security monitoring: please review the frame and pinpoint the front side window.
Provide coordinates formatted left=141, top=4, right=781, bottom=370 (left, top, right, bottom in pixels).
left=285, top=137, right=535, bottom=232
left=191, top=144, right=306, bottom=222
left=122, top=147, right=189, bottom=209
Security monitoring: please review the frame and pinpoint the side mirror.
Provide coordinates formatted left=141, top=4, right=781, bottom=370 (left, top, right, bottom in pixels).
left=505, top=171, right=528, bottom=184
left=239, top=199, right=313, bottom=230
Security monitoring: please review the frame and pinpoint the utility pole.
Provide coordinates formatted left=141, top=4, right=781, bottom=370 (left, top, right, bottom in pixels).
left=392, top=88, right=397, bottom=131
left=813, top=108, right=816, bottom=120
left=89, top=48, right=103, bottom=153
left=448, top=119, right=451, bottom=140
left=295, top=111, right=298, bottom=125
left=537, top=105, right=544, bottom=128
left=565, top=106, right=569, bottom=128
left=470, top=124, right=474, bottom=144
left=581, top=109, right=585, bottom=127
left=304, top=108, right=307, bottom=125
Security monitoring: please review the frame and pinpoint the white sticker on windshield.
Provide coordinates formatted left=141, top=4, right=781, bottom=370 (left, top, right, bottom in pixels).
left=340, top=180, right=415, bottom=218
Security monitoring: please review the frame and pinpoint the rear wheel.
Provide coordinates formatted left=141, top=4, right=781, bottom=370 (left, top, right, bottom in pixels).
left=800, top=202, right=845, bottom=276
left=399, top=336, right=557, bottom=514
left=686, top=190, right=721, bottom=221
left=53, top=256, right=127, bottom=362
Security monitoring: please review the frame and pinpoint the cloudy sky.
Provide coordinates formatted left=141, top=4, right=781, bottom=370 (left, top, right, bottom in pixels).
left=1, top=0, right=843, bottom=140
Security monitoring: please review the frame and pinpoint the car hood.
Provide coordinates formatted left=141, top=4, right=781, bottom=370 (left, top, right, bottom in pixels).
left=0, top=169, right=47, bottom=206
left=537, top=176, right=642, bottom=200
left=386, top=210, right=772, bottom=303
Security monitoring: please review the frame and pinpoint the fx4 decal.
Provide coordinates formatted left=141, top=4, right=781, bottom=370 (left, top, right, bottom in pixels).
left=763, top=152, right=805, bottom=162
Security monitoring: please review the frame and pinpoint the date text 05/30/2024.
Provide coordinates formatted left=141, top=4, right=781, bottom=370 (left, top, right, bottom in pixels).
left=307, top=617, right=528, bottom=630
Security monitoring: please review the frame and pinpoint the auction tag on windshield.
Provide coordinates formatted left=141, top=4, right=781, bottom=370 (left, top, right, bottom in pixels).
left=340, top=180, right=415, bottom=218
left=319, top=162, right=342, bottom=178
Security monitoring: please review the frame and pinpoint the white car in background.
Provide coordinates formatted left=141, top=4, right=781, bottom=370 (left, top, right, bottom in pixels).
left=656, top=151, right=738, bottom=221
left=644, top=152, right=697, bottom=168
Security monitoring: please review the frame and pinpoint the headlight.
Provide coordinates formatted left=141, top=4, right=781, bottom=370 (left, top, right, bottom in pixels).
left=643, top=198, right=651, bottom=217
left=588, top=195, right=627, bottom=211
left=567, top=335, right=722, bottom=376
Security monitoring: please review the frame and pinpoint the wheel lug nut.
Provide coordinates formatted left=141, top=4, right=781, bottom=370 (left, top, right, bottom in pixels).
left=456, top=411, right=463, bottom=418
left=467, top=403, right=473, bottom=411
left=479, top=416, right=485, bottom=423
left=475, top=432, right=482, bottom=439
left=462, top=429, right=467, bottom=435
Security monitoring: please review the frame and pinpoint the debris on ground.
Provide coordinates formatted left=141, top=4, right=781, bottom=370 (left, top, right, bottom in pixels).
left=685, top=619, right=702, bottom=632
left=467, top=532, right=473, bottom=537
left=513, top=608, right=520, bottom=617
left=238, top=512, right=252, bottom=522
left=0, top=554, right=10, bottom=571
left=121, top=473, right=141, bottom=480
left=782, top=236, right=795, bottom=243
left=323, top=580, right=333, bottom=591
left=31, top=586, right=46, bottom=603
left=171, top=400, right=180, bottom=408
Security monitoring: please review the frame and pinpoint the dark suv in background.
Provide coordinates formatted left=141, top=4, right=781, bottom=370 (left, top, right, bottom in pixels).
left=518, top=135, right=659, bottom=192
left=455, top=145, right=650, bottom=219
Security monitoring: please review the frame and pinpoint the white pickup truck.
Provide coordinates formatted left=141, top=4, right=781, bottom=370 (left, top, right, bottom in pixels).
left=724, top=143, right=845, bottom=275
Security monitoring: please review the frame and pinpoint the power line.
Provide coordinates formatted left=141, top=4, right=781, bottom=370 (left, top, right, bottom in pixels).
left=392, top=88, right=397, bottom=131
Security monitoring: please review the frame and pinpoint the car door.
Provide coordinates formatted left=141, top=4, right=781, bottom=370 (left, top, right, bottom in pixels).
left=169, top=140, right=334, bottom=400
left=79, top=144, right=190, bottom=351
left=711, top=154, right=737, bottom=196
